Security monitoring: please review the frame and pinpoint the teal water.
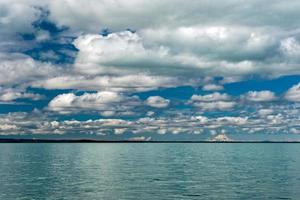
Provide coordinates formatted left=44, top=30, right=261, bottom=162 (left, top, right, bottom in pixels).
left=0, top=143, right=300, bottom=199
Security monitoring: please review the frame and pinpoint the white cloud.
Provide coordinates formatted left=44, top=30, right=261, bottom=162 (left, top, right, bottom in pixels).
left=0, top=104, right=299, bottom=136
left=191, top=116, right=209, bottom=124
left=258, top=109, right=274, bottom=116
left=0, top=88, right=43, bottom=101
left=0, top=1, right=52, bottom=52
left=48, top=91, right=141, bottom=115
left=244, top=90, right=276, bottom=102
left=202, top=84, right=224, bottom=91
left=191, top=92, right=231, bottom=102
left=141, top=26, right=277, bottom=62
left=189, top=92, right=235, bottom=110
left=192, top=101, right=236, bottom=111
left=145, top=96, right=170, bottom=108
left=72, top=31, right=207, bottom=78
left=114, top=128, right=127, bottom=135
left=33, top=74, right=181, bottom=92
left=71, top=30, right=300, bottom=80
left=0, top=1, right=41, bottom=37
left=266, top=114, right=284, bottom=125
left=47, top=0, right=300, bottom=32
left=280, top=37, right=300, bottom=60
left=285, top=83, right=300, bottom=102
left=2, top=1, right=300, bottom=94
left=73, top=32, right=148, bottom=75
left=216, top=117, right=248, bottom=125
left=290, top=128, right=300, bottom=134
left=0, top=123, right=18, bottom=131
left=0, top=28, right=297, bottom=96
left=3, top=0, right=300, bottom=139
left=0, top=53, right=60, bottom=87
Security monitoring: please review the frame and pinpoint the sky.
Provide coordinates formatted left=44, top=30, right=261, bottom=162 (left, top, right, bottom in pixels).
left=1, top=0, right=300, bottom=141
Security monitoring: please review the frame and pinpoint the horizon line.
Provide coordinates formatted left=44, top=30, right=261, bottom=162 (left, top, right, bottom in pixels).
left=1, top=139, right=300, bottom=143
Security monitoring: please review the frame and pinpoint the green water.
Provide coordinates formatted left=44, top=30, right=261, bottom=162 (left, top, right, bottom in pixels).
left=0, top=143, right=300, bottom=199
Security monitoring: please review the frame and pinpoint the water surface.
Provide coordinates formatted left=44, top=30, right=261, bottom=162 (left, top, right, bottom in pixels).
left=0, top=143, right=300, bottom=199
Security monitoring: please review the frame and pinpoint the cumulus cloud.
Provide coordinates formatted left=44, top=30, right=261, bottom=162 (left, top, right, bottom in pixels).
left=69, top=30, right=300, bottom=80
left=191, top=116, right=208, bottom=124
left=189, top=92, right=235, bottom=110
left=280, top=37, right=300, bottom=61
left=70, top=29, right=300, bottom=80
left=141, top=26, right=277, bottom=62
left=0, top=88, right=43, bottom=101
left=33, top=74, right=181, bottom=92
left=72, top=31, right=207, bottom=77
left=192, top=101, right=236, bottom=111
left=258, top=109, right=274, bottom=116
left=0, top=0, right=44, bottom=50
left=0, top=53, right=61, bottom=87
left=285, top=83, right=300, bottom=102
left=2, top=0, right=300, bottom=139
left=145, top=96, right=170, bottom=108
left=46, top=0, right=300, bottom=32
left=0, top=50, right=182, bottom=94
left=3, top=1, right=300, bottom=82
left=73, top=32, right=149, bottom=75
left=1, top=106, right=298, bottom=136
left=2, top=2, right=300, bottom=95
left=216, top=117, right=248, bottom=125
left=290, top=128, right=300, bottom=134
left=0, top=112, right=136, bottom=135
left=48, top=91, right=141, bottom=115
left=243, top=90, right=276, bottom=102
left=190, top=92, right=231, bottom=102
left=202, top=84, right=224, bottom=91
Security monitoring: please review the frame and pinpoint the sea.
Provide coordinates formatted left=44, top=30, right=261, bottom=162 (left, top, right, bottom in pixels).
left=0, top=143, right=300, bottom=199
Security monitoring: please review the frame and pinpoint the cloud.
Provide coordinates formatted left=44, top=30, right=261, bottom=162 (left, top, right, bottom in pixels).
left=0, top=50, right=182, bottom=94
left=0, top=1, right=57, bottom=52
left=0, top=1, right=42, bottom=45
left=191, top=116, right=209, bottom=124
left=73, top=32, right=148, bottom=75
left=192, top=101, right=236, bottom=111
left=47, top=0, right=300, bottom=32
left=2, top=0, right=300, bottom=140
left=145, top=96, right=170, bottom=108
left=48, top=91, right=141, bottom=115
left=290, top=128, right=300, bottom=134
left=33, top=74, right=181, bottom=92
left=43, top=1, right=300, bottom=80
left=243, top=90, right=276, bottom=102
left=141, top=26, right=277, bottom=62
left=258, top=109, right=274, bottom=116
left=0, top=112, right=135, bottom=135
left=3, top=1, right=300, bottom=87
left=72, top=31, right=207, bottom=78
left=189, top=92, right=235, bottom=110
left=202, top=84, right=224, bottom=91
left=190, top=92, right=231, bottom=102
left=1, top=10, right=300, bottom=96
left=0, top=88, right=43, bottom=101
left=285, top=83, right=300, bottom=102
left=0, top=53, right=61, bottom=87
left=280, top=37, right=300, bottom=61
left=1, top=101, right=300, bottom=136
left=71, top=30, right=300, bottom=80
left=216, top=117, right=248, bottom=125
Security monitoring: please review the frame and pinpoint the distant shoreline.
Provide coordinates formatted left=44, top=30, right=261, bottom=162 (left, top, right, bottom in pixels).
left=1, top=139, right=300, bottom=143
